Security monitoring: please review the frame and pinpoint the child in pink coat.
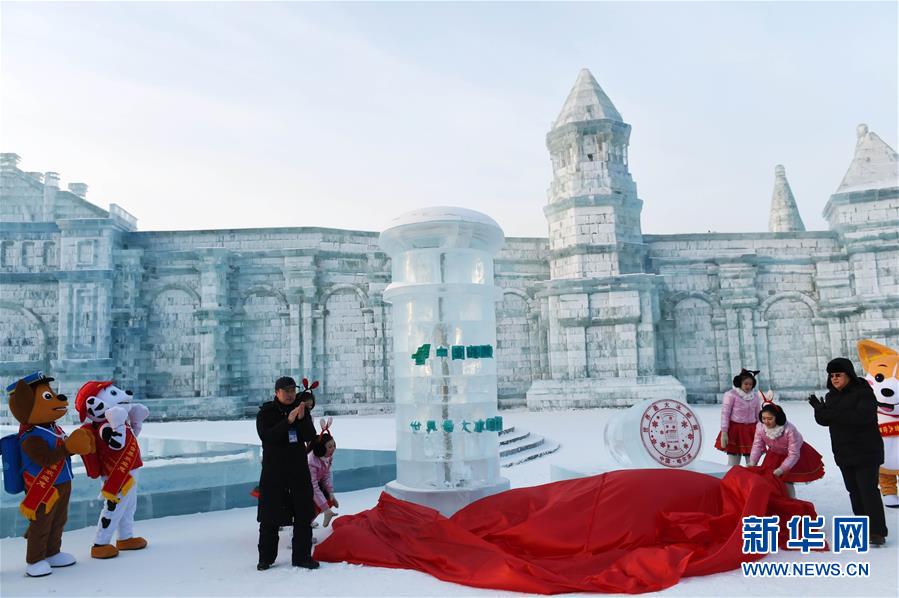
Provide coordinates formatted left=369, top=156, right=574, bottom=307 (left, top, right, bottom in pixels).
left=308, top=419, right=339, bottom=528
left=715, top=369, right=763, bottom=466
left=749, top=402, right=825, bottom=498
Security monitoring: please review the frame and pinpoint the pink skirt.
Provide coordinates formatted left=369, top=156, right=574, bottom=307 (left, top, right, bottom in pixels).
left=759, top=442, right=825, bottom=483
left=714, top=421, right=756, bottom=456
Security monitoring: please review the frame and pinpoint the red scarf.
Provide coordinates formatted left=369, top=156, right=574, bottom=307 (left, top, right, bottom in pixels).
left=101, top=431, right=140, bottom=502
left=19, top=426, right=65, bottom=521
left=879, top=420, right=899, bottom=437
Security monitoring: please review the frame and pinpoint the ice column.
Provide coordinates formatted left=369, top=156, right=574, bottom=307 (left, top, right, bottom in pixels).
left=380, top=207, right=510, bottom=516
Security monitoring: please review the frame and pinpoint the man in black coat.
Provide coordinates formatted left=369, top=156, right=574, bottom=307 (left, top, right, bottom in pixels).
left=809, top=357, right=888, bottom=546
left=256, top=376, right=319, bottom=570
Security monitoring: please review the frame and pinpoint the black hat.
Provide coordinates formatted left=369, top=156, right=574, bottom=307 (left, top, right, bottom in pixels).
left=826, top=358, right=856, bottom=377
left=274, top=376, right=297, bottom=391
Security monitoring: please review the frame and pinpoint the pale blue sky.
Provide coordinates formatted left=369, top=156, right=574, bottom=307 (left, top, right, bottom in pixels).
left=1, top=1, right=896, bottom=237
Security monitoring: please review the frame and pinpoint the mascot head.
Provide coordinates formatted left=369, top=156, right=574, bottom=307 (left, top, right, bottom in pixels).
left=75, top=381, right=133, bottom=423
left=857, top=340, right=899, bottom=419
left=5, top=371, right=68, bottom=427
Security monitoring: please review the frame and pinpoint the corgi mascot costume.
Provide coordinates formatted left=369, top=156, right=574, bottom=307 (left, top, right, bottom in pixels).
left=4, top=372, right=95, bottom=577
left=858, top=340, right=899, bottom=508
left=75, top=381, right=150, bottom=558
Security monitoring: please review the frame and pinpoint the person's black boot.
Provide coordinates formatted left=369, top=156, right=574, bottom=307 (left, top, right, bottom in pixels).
left=293, top=558, right=320, bottom=569
left=257, top=561, right=272, bottom=571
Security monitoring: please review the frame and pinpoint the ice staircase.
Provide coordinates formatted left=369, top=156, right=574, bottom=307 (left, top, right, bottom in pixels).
left=499, top=425, right=560, bottom=468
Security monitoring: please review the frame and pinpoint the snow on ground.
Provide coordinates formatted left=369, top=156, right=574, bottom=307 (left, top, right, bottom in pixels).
left=2, top=405, right=897, bottom=597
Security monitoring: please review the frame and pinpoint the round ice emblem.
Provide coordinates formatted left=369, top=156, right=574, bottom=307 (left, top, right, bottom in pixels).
left=639, top=400, right=701, bottom=467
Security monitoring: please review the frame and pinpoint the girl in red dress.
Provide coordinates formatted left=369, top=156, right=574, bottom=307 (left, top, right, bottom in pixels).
left=749, top=401, right=825, bottom=498
left=715, top=369, right=763, bottom=466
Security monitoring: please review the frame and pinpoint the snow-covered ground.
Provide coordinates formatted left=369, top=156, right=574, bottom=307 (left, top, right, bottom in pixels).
left=2, top=405, right=897, bottom=597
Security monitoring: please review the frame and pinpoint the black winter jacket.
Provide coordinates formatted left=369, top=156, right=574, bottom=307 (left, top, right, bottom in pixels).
left=255, top=398, right=317, bottom=524
left=814, top=377, right=884, bottom=468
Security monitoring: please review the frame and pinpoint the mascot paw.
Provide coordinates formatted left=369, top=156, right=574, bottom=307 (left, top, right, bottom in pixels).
left=128, top=404, right=150, bottom=425
left=64, top=428, right=94, bottom=455
left=91, top=544, right=119, bottom=559
left=116, top=537, right=147, bottom=551
left=100, top=424, right=125, bottom=449
left=884, top=494, right=899, bottom=508
left=46, top=552, right=76, bottom=567
left=25, top=560, right=52, bottom=577
left=105, top=405, right=128, bottom=428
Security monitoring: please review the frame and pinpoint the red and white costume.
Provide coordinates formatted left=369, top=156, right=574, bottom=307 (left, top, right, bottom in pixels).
left=749, top=421, right=824, bottom=483
left=75, top=381, right=149, bottom=548
left=715, top=388, right=761, bottom=455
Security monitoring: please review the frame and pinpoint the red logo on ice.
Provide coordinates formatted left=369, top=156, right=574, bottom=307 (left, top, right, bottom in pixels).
left=639, top=400, right=702, bottom=467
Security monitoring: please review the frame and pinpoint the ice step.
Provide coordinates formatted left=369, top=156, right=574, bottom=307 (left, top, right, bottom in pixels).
left=501, top=441, right=561, bottom=468
left=499, top=431, right=530, bottom=446
left=496, top=423, right=561, bottom=467
left=500, top=434, right=547, bottom=457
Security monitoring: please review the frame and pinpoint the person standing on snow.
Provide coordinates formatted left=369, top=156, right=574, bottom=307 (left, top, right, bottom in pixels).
left=809, top=358, right=888, bottom=546
left=255, top=376, right=319, bottom=570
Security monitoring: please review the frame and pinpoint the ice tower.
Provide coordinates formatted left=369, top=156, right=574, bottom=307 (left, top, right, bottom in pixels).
left=379, top=207, right=510, bottom=515
left=526, top=69, right=686, bottom=408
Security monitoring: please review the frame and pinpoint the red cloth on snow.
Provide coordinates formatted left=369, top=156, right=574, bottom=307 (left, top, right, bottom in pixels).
left=314, top=467, right=818, bottom=594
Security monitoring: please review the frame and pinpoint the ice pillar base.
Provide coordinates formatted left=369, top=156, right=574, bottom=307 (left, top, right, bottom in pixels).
left=384, top=478, right=511, bottom=517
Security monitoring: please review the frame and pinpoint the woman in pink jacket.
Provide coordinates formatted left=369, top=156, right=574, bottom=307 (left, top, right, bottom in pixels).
left=715, top=369, right=763, bottom=466
left=308, top=421, right=339, bottom=528
left=749, top=402, right=825, bottom=497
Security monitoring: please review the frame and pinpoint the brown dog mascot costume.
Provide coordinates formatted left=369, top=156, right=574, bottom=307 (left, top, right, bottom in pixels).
left=7, top=372, right=95, bottom=577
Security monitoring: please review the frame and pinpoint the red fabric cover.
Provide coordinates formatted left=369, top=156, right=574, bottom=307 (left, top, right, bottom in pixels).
left=314, top=467, right=818, bottom=594
left=759, top=442, right=825, bottom=483
left=715, top=421, right=756, bottom=455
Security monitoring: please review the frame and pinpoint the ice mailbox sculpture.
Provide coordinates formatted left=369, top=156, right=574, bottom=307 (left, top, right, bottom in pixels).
left=379, top=207, right=510, bottom=515
left=552, top=398, right=726, bottom=482
left=604, top=399, right=704, bottom=468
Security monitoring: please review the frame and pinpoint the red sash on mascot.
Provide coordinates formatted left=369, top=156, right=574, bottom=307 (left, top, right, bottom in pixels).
left=19, top=429, right=65, bottom=521
left=880, top=420, right=899, bottom=437
left=101, top=431, right=139, bottom=502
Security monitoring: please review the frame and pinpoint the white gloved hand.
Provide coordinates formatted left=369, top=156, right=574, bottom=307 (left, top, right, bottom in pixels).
left=128, top=404, right=150, bottom=436
left=105, top=406, right=129, bottom=428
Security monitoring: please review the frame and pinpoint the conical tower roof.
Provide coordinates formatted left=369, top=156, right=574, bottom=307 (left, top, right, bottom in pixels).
left=768, top=165, right=805, bottom=232
left=553, top=69, right=622, bottom=128
left=836, top=124, right=898, bottom=193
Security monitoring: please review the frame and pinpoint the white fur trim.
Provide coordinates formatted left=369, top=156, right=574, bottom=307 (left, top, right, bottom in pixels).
left=734, top=388, right=756, bottom=401
left=764, top=424, right=785, bottom=440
